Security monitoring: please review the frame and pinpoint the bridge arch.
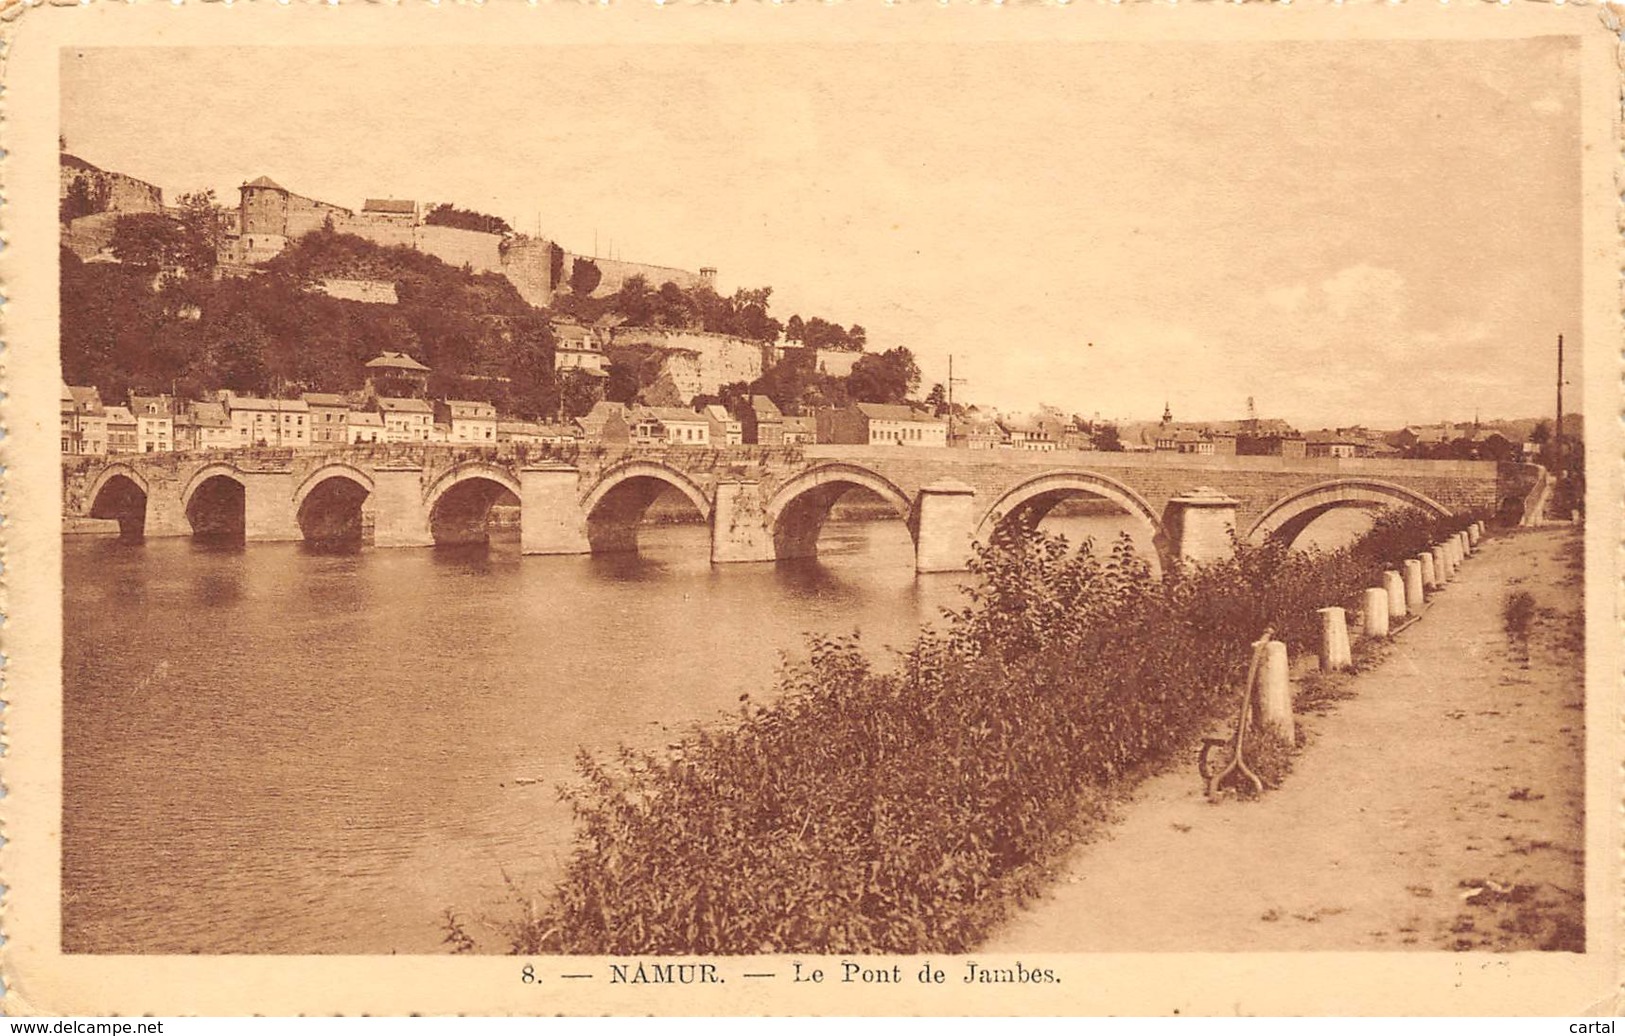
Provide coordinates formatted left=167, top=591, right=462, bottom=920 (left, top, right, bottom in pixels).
left=423, top=461, right=523, bottom=547
left=580, top=460, right=713, bottom=555
left=1248, top=478, right=1453, bottom=547
left=294, top=464, right=376, bottom=546
left=975, top=469, right=1172, bottom=577
left=86, top=463, right=150, bottom=539
left=763, top=463, right=914, bottom=561
left=181, top=463, right=248, bottom=540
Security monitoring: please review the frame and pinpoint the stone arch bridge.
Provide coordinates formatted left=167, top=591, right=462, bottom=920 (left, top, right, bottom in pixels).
left=63, top=444, right=1538, bottom=573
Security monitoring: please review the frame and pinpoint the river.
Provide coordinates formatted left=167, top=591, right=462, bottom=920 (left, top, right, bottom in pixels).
left=61, top=504, right=1370, bottom=954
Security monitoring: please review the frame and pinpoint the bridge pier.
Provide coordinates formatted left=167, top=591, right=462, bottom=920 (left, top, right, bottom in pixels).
left=144, top=479, right=192, bottom=538
left=1164, top=488, right=1240, bottom=565
left=520, top=465, right=589, bottom=555
left=242, top=471, right=302, bottom=542
left=371, top=467, right=434, bottom=548
left=711, top=479, right=774, bottom=564
left=914, top=480, right=977, bottom=574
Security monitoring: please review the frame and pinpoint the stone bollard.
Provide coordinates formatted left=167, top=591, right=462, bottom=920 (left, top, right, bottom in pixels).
left=1402, top=559, right=1425, bottom=611
left=1433, top=544, right=1452, bottom=583
left=1468, top=522, right=1481, bottom=547
left=1418, top=552, right=1437, bottom=591
left=1448, top=537, right=1463, bottom=572
left=1258, top=640, right=1294, bottom=742
left=1459, top=530, right=1472, bottom=558
left=1384, top=570, right=1407, bottom=620
left=1363, top=586, right=1390, bottom=638
left=1318, top=607, right=1353, bottom=671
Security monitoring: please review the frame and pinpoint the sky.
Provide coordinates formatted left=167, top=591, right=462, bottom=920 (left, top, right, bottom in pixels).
left=60, top=39, right=1582, bottom=428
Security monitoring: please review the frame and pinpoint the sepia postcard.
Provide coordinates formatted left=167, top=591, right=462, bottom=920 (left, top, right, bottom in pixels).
left=1, top=0, right=1620, bottom=1017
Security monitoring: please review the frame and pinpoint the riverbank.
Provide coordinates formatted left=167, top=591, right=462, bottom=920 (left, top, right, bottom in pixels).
left=986, top=524, right=1585, bottom=952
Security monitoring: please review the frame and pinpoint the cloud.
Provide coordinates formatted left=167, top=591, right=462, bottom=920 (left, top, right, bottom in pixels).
left=1318, top=264, right=1408, bottom=323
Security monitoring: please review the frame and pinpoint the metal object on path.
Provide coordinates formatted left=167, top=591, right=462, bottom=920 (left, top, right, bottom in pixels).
left=1201, top=630, right=1274, bottom=800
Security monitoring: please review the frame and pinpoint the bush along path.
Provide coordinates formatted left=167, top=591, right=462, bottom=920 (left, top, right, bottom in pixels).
left=985, top=523, right=1585, bottom=954
left=466, top=508, right=1491, bottom=955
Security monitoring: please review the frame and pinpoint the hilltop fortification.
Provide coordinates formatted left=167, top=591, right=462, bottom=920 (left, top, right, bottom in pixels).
left=222, top=174, right=712, bottom=306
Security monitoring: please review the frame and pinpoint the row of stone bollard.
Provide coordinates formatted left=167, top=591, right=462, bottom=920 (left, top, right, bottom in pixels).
left=1256, top=520, right=1487, bottom=742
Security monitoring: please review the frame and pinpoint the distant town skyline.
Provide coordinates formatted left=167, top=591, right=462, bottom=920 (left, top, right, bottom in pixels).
left=61, top=38, right=1582, bottom=428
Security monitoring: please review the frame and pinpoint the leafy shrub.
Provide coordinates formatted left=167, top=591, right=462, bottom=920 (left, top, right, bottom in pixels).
left=498, top=508, right=1468, bottom=955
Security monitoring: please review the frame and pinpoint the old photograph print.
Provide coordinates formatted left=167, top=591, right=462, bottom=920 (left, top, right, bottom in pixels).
left=57, top=36, right=1587, bottom=960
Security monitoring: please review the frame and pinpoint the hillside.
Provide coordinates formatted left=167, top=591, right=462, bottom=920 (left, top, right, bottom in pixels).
left=62, top=228, right=568, bottom=418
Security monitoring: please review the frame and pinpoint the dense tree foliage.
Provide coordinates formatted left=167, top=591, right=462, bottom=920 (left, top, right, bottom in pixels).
left=423, top=203, right=513, bottom=236
left=784, top=313, right=866, bottom=351
left=61, top=229, right=602, bottom=420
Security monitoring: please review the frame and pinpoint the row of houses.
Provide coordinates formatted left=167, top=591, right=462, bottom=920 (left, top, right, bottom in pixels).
left=59, top=384, right=585, bottom=455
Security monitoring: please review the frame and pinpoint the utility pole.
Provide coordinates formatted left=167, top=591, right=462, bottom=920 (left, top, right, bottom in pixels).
left=1553, top=332, right=1564, bottom=474
left=945, top=354, right=968, bottom=445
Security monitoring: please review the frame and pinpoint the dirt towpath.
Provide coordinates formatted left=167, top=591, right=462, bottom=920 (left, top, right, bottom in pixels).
left=987, top=526, right=1585, bottom=953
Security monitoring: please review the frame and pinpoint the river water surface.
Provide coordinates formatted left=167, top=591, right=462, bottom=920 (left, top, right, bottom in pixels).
left=63, top=506, right=1367, bottom=954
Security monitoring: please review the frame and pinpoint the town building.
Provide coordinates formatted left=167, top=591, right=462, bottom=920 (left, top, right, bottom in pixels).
left=497, top=420, right=578, bottom=445
left=347, top=411, right=385, bottom=444
left=1305, top=435, right=1360, bottom=459
left=375, top=397, right=434, bottom=442
left=226, top=395, right=311, bottom=449
left=191, top=401, right=235, bottom=451
left=740, top=395, right=785, bottom=446
left=552, top=322, right=611, bottom=378
left=781, top=415, right=817, bottom=445
left=1000, top=417, right=1056, bottom=452
left=62, top=384, right=107, bottom=455
left=701, top=404, right=743, bottom=446
left=302, top=393, right=352, bottom=446
left=363, top=352, right=432, bottom=398
left=950, top=417, right=1005, bottom=450
left=362, top=198, right=418, bottom=226
left=633, top=407, right=711, bottom=446
left=129, top=395, right=175, bottom=454
left=103, top=405, right=138, bottom=454
left=577, top=401, right=631, bottom=445
left=818, top=402, right=947, bottom=447
left=435, top=400, right=498, bottom=444
left=172, top=408, right=199, bottom=453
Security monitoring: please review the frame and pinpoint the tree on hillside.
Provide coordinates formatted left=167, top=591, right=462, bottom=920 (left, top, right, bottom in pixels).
left=785, top=315, right=805, bottom=343
left=424, top=203, right=513, bottom=237
left=60, top=175, right=107, bottom=224
left=655, top=281, right=695, bottom=328
left=1529, top=419, right=1551, bottom=445
left=203, top=311, right=272, bottom=394
left=846, top=347, right=920, bottom=404
left=847, top=324, right=867, bottom=350
left=612, top=275, right=658, bottom=326
left=569, top=258, right=603, bottom=297
left=174, top=190, right=230, bottom=273
left=1092, top=423, right=1124, bottom=452
left=925, top=383, right=948, bottom=415
left=110, top=213, right=192, bottom=271
left=729, top=286, right=782, bottom=344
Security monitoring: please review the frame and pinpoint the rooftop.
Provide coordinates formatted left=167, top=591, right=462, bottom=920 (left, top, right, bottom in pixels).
left=243, top=175, right=287, bottom=191
left=363, top=199, right=417, bottom=215
left=229, top=396, right=310, bottom=413
left=857, top=402, right=938, bottom=423
left=640, top=407, right=709, bottom=424
left=376, top=397, right=433, bottom=414
left=365, top=351, right=431, bottom=373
